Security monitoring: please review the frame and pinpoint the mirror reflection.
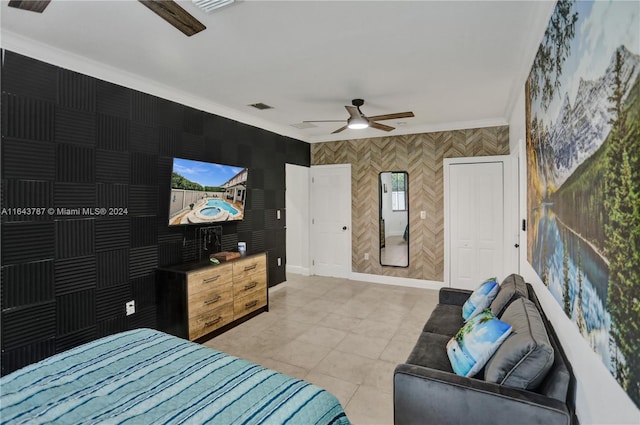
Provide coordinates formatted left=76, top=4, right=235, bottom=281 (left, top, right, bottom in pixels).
left=379, top=171, right=409, bottom=267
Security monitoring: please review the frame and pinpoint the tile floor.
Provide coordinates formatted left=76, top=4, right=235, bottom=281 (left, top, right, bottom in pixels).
left=203, top=274, right=439, bottom=425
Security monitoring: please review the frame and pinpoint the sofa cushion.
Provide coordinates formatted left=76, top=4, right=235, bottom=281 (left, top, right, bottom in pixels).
left=422, top=304, right=464, bottom=336
left=490, top=273, right=528, bottom=318
left=484, top=298, right=554, bottom=390
left=462, top=277, right=499, bottom=321
left=406, top=332, right=453, bottom=372
left=446, top=310, right=512, bottom=377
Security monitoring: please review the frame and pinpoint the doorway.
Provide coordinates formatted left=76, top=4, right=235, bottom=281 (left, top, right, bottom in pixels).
left=310, top=164, right=352, bottom=278
left=444, top=156, right=518, bottom=289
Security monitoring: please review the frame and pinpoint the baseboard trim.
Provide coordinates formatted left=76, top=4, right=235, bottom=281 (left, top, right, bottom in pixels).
left=350, top=272, right=446, bottom=290
left=286, top=265, right=311, bottom=276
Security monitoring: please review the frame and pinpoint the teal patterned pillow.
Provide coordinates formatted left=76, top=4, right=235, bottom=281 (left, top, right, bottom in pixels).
left=446, top=309, right=512, bottom=377
left=462, top=277, right=499, bottom=321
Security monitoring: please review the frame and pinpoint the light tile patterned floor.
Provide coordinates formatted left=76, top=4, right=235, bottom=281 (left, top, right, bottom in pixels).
left=203, top=274, right=439, bottom=425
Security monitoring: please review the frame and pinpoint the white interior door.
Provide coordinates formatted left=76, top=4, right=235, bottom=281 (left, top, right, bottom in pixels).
left=285, top=164, right=310, bottom=276
left=445, top=156, right=517, bottom=289
left=310, top=164, right=351, bottom=278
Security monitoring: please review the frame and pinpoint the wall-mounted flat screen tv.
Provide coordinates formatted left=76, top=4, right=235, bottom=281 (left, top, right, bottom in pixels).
left=168, top=158, right=248, bottom=226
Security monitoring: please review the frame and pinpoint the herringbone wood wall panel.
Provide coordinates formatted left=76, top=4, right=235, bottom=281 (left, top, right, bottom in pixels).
left=311, top=126, right=509, bottom=282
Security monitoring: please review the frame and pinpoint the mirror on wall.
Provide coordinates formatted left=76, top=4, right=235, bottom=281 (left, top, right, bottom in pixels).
left=379, top=171, right=409, bottom=267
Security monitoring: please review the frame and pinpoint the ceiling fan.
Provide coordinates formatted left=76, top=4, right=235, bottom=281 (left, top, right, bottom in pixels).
left=304, top=99, right=415, bottom=134
left=7, top=0, right=207, bottom=37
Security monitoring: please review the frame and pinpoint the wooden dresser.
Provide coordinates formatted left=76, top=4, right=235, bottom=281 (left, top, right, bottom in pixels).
left=156, top=253, right=268, bottom=342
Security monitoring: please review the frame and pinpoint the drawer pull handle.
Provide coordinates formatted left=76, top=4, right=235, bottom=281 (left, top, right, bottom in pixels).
left=205, top=316, right=222, bottom=327
left=204, top=295, right=222, bottom=305
left=245, top=300, right=258, bottom=309
left=244, top=282, right=258, bottom=291
left=243, top=264, right=257, bottom=272
left=203, top=275, right=221, bottom=284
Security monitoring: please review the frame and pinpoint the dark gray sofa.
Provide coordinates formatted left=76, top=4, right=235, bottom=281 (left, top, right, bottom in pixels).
left=394, top=274, right=576, bottom=425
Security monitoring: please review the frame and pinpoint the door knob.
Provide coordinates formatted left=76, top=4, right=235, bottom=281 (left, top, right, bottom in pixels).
left=342, top=226, right=347, bottom=230
left=514, top=243, right=520, bottom=248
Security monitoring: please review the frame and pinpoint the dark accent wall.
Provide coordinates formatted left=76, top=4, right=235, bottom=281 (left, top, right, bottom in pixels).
left=0, top=51, right=310, bottom=375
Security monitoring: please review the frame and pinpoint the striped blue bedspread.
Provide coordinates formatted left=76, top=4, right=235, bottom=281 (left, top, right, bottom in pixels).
left=0, top=329, right=350, bottom=425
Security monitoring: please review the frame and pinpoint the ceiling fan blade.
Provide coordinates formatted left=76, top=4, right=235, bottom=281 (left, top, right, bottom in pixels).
left=370, top=122, right=395, bottom=132
left=139, top=0, right=206, bottom=37
left=345, top=105, right=362, bottom=119
left=367, top=112, right=415, bottom=121
left=331, top=124, right=349, bottom=134
left=8, top=0, right=51, bottom=13
left=302, top=120, right=345, bottom=123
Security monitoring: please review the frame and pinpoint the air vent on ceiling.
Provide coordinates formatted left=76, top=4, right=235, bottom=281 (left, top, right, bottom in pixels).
left=249, top=102, right=274, bottom=110
left=291, top=122, right=318, bottom=129
left=192, top=0, right=234, bottom=14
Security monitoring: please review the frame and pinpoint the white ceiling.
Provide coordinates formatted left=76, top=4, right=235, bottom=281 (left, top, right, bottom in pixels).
left=0, top=0, right=555, bottom=143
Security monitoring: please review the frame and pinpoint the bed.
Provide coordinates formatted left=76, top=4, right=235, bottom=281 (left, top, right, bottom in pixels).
left=0, top=328, right=350, bottom=425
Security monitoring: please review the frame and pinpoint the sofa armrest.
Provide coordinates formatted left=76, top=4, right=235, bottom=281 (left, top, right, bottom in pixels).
left=438, top=287, right=472, bottom=305
left=394, top=363, right=570, bottom=425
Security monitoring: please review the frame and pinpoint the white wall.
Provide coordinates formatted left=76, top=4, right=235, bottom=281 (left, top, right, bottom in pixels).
left=285, top=164, right=310, bottom=276
left=508, top=88, right=640, bottom=425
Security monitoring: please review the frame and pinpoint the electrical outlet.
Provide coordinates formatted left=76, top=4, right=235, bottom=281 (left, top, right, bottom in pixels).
left=420, top=210, right=426, bottom=219
left=277, top=257, right=282, bottom=266
left=126, top=300, right=135, bottom=316
left=276, top=210, right=281, bottom=220
left=364, top=253, right=369, bottom=260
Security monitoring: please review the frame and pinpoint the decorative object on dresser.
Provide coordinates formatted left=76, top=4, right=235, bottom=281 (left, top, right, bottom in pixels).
left=157, top=253, right=268, bottom=342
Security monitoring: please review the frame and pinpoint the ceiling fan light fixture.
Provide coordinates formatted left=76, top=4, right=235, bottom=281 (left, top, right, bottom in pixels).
left=347, top=116, right=369, bottom=130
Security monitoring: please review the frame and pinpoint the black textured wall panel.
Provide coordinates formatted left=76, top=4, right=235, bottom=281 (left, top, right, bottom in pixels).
left=54, top=256, right=96, bottom=295
left=96, top=150, right=130, bottom=183
left=2, top=139, right=56, bottom=180
left=55, top=219, right=95, bottom=259
left=130, top=216, right=158, bottom=247
left=129, top=246, right=157, bottom=279
left=55, top=107, right=95, bottom=146
left=96, top=283, right=130, bottom=321
left=56, top=327, right=96, bottom=352
left=2, top=301, right=56, bottom=350
left=97, top=114, right=130, bottom=151
left=128, top=185, right=158, bottom=215
left=1, top=179, right=53, bottom=221
left=95, top=217, right=129, bottom=251
left=58, top=69, right=95, bottom=112
left=1, top=260, right=55, bottom=309
left=2, top=52, right=57, bottom=102
left=3, top=94, right=55, bottom=141
left=130, top=153, right=157, bottom=185
left=1, top=222, right=55, bottom=263
left=1, top=338, right=56, bottom=375
left=131, top=122, right=159, bottom=154
left=57, top=290, right=95, bottom=334
left=97, top=183, right=128, bottom=209
left=1, top=50, right=310, bottom=376
left=97, top=249, right=129, bottom=288
left=56, top=143, right=95, bottom=183
left=54, top=182, right=96, bottom=209
left=96, top=80, right=130, bottom=119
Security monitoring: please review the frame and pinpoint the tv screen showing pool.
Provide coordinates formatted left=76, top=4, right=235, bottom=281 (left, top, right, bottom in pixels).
left=168, top=158, right=248, bottom=226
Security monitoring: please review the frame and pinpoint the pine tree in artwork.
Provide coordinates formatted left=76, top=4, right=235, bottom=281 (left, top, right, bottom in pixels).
left=563, top=230, right=571, bottom=317
left=604, top=50, right=640, bottom=404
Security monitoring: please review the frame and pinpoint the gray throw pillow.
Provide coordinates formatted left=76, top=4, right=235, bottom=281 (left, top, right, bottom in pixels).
left=484, top=298, right=554, bottom=390
left=490, top=273, right=528, bottom=318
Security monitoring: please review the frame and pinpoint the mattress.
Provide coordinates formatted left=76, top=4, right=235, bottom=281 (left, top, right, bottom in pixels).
left=0, top=328, right=350, bottom=425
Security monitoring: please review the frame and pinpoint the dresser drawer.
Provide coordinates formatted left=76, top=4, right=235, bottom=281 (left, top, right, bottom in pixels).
left=232, top=255, right=266, bottom=280
left=234, top=290, right=267, bottom=318
left=233, top=274, right=266, bottom=297
left=189, top=303, right=234, bottom=340
left=187, top=263, right=233, bottom=295
left=188, top=283, right=233, bottom=319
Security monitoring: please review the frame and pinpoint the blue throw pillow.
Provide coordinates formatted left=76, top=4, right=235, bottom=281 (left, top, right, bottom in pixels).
left=462, top=277, right=499, bottom=321
left=446, top=309, right=512, bottom=377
